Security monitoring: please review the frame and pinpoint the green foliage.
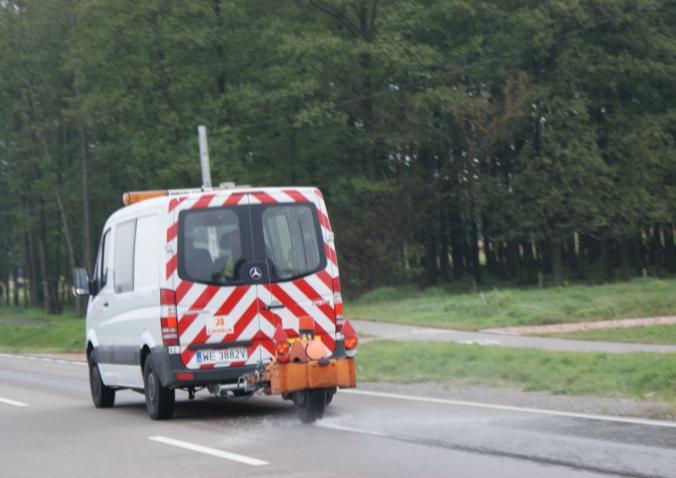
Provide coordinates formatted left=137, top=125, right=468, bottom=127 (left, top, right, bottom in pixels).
left=347, top=277, right=676, bottom=330
left=358, top=341, right=676, bottom=403
left=0, top=0, right=674, bottom=303
left=0, top=307, right=83, bottom=352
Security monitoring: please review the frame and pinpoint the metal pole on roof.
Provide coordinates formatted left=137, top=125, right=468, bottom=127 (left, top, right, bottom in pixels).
left=197, top=125, right=212, bottom=188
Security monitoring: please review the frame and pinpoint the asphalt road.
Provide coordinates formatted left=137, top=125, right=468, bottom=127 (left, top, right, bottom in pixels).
left=1, top=353, right=675, bottom=478
left=353, top=320, right=676, bottom=353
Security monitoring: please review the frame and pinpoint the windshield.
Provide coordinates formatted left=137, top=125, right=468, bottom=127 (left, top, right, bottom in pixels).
left=177, top=202, right=325, bottom=286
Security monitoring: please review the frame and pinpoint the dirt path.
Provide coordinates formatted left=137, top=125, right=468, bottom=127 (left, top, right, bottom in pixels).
left=482, top=316, right=676, bottom=336
left=353, top=320, right=676, bottom=353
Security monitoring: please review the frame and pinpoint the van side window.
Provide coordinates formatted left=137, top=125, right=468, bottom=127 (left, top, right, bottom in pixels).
left=93, top=229, right=111, bottom=294
left=134, top=215, right=159, bottom=289
left=114, top=219, right=136, bottom=293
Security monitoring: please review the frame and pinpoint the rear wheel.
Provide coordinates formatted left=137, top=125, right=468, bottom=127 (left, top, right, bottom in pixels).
left=143, top=357, right=175, bottom=420
left=292, top=388, right=329, bottom=423
left=89, top=358, right=115, bottom=408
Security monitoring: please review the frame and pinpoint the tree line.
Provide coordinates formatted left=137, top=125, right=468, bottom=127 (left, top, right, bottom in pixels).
left=0, top=0, right=674, bottom=313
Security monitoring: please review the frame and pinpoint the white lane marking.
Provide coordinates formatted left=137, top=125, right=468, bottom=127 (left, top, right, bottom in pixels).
left=0, top=353, right=86, bottom=366
left=0, top=396, right=28, bottom=407
left=148, top=436, right=269, bottom=466
left=342, top=389, right=676, bottom=429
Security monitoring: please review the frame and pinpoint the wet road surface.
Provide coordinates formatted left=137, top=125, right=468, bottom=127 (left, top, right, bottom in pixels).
left=1, top=353, right=674, bottom=477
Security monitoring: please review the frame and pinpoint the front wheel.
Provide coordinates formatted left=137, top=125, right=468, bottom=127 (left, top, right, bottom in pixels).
left=89, top=359, right=115, bottom=408
left=143, top=357, right=175, bottom=420
left=292, top=388, right=330, bottom=423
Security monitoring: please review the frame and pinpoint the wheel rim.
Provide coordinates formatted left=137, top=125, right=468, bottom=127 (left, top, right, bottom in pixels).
left=147, top=371, right=156, bottom=403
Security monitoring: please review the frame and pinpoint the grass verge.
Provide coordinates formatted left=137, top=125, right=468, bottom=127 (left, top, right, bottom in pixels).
left=0, top=307, right=83, bottom=352
left=346, top=277, right=676, bottom=331
left=357, top=341, right=676, bottom=403
left=545, top=324, right=676, bottom=345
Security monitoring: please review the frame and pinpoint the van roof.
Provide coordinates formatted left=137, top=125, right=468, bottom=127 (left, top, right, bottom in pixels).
left=106, top=186, right=322, bottom=225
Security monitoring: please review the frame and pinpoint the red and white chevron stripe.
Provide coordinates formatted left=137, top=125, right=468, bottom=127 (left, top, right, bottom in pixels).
left=162, top=187, right=339, bottom=370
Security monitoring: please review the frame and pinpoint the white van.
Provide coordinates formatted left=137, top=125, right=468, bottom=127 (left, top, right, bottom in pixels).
left=73, top=186, right=357, bottom=422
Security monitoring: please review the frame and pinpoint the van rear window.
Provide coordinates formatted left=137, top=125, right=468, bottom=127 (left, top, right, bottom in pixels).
left=262, top=205, right=322, bottom=280
left=177, top=203, right=325, bottom=286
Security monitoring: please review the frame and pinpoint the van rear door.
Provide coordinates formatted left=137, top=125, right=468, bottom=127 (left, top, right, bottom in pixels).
left=249, top=189, right=337, bottom=359
left=168, top=192, right=267, bottom=371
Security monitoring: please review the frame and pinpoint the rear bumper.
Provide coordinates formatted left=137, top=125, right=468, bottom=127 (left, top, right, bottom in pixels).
left=262, top=357, right=357, bottom=395
left=150, top=347, right=258, bottom=388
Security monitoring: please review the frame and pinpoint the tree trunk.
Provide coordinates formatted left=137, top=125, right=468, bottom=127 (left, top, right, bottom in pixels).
left=470, top=219, right=482, bottom=285
left=522, top=240, right=535, bottom=280
left=55, top=190, right=82, bottom=315
left=551, top=238, right=564, bottom=285
left=599, top=238, right=612, bottom=282
left=619, top=237, right=633, bottom=280
left=439, top=208, right=450, bottom=281
left=651, top=225, right=664, bottom=274
left=78, top=112, right=92, bottom=272
left=485, top=240, right=496, bottom=275
left=36, top=232, right=52, bottom=314
left=27, top=231, right=41, bottom=307
left=451, top=238, right=464, bottom=279
left=423, top=208, right=438, bottom=286
left=5, top=272, right=10, bottom=307
left=507, top=241, right=521, bottom=280
left=665, top=224, right=675, bottom=273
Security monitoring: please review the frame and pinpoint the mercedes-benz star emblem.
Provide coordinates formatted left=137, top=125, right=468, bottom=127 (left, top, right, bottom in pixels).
left=249, top=266, right=263, bottom=281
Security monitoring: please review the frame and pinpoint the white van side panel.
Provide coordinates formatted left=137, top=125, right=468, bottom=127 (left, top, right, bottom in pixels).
left=89, top=205, right=164, bottom=388
left=133, top=213, right=163, bottom=350
left=98, top=363, right=144, bottom=389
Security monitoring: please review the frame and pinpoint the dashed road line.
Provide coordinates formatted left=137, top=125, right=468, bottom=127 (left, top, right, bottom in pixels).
left=148, top=436, right=269, bottom=466
left=0, top=353, right=86, bottom=366
left=0, top=396, right=28, bottom=407
left=342, top=389, right=676, bottom=429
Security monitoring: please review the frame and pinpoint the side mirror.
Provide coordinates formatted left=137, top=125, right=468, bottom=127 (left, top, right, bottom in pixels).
left=72, top=268, right=91, bottom=297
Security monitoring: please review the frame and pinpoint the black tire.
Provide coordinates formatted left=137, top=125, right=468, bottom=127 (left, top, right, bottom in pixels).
left=89, top=359, right=115, bottom=408
left=143, top=357, right=175, bottom=420
left=325, top=387, right=336, bottom=405
left=292, top=388, right=329, bottom=423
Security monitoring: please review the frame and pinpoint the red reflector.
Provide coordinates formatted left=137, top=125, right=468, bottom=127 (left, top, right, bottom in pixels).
left=160, top=288, right=176, bottom=305
left=161, top=316, right=178, bottom=329
left=332, top=277, right=341, bottom=293
left=176, top=372, right=194, bottom=381
left=274, top=323, right=290, bottom=358
left=342, top=319, right=358, bottom=350
left=276, top=341, right=290, bottom=356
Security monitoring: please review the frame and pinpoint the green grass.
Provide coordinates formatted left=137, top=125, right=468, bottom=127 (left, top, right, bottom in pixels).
left=0, top=307, right=84, bottom=352
left=346, top=277, right=676, bottom=331
left=357, top=341, right=676, bottom=403
left=545, top=324, right=676, bottom=345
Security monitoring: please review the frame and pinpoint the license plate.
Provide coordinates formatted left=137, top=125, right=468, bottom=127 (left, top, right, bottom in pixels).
left=195, top=347, right=248, bottom=365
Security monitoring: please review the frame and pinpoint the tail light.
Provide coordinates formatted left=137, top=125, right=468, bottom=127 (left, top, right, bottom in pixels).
left=342, top=319, right=358, bottom=356
left=274, top=323, right=290, bottom=363
left=333, top=277, right=344, bottom=339
left=160, top=289, right=179, bottom=346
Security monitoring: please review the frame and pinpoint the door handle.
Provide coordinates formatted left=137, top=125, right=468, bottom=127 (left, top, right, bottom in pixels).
left=103, top=301, right=109, bottom=307
left=263, top=303, right=284, bottom=311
